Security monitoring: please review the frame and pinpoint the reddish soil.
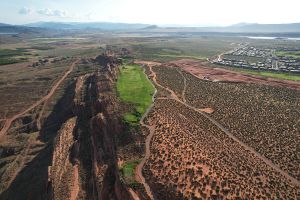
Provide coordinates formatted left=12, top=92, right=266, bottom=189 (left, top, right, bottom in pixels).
left=70, top=165, right=79, bottom=200
left=135, top=60, right=162, bottom=67
left=199, top=108, right=215, bottom=114
left=141, top=63, right=299, bottom=199
left=168, top=59, right=300, bottom=90
left=135, top=67, right=157, bottom=200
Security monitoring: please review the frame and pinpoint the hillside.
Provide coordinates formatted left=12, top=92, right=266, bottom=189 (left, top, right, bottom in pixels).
left=1, top=22, right=300, bottom=33
left=140, top=23, right=300, bottom=33
left=26, top=22, right=152, bottom=30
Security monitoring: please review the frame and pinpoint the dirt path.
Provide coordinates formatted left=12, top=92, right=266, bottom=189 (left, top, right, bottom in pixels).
left=198, top=112, right=300, bottom=187
left=148, top=64, right=300, bottom=188
left=149, top=66, right=180, bottom=101
left=129, top=188, right=141, bottom=200
left=176, top=68, right=187, bottom=103
left=134, top=67, right=157, bottom=200
left=0, top=60, right=77, bottom=137
left=135, top=124, right=155, bottom=200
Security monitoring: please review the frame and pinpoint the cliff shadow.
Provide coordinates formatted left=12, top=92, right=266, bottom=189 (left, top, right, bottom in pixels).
left=0, top=81, right=76, bottom=200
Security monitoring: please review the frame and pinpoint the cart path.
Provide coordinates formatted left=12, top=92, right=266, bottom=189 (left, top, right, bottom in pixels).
left=129, top=188, right=141, bottom=200
left=0, top=60, right=77, bottom=137
left=148, top=64, right=300, bottom=187
left=135, top=67, right=157, bottom=200
left=176, top=68, right=187, bottom=103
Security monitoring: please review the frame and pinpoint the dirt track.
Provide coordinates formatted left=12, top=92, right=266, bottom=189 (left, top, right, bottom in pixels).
left=0, top=60, right=77, bottom=137
left=169, top=59, right=300, bottom=90
left=176, top=68, right=187, bottom=103
left=146, top=63, right=300, bottom=188
left=129, top=188, right=141, bottom=200
left=136, top=123, right=155, bottom=200
left=135, top=68, right=157, bottom=200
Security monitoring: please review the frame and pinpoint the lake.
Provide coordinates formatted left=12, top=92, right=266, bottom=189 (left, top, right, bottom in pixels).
left=246, top=36, right=300, bottom=41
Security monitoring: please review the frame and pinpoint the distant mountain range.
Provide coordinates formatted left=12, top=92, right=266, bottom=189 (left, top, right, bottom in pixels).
left=0, top=22, right=300, bottom=33
left=0, top=23, right=10, bottom=27
left=210, top=23, right=300, bottom=33
left=0, top=23, right=42, bottom=33
left=25, top=22, right=152, bottom=30
left=145, top=23, right=300, bottom=33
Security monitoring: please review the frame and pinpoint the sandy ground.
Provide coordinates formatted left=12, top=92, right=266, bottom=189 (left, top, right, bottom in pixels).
left=134, top=60, right=162, bottom=67
left=70, top=165, right=79, bottom=200
left=0, top=60, right=77, bottom=138
left=129, top=60, right=300, bottom=199
left=144, top=62, right=300, bottom=188
left=168, top=59, right=300, bottom=90
left=134, top=67, right=157, bottom=200
left=199, top=108, right=215, bottom=114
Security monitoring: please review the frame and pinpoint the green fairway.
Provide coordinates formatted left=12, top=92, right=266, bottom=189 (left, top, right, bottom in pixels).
left=248, top=71, right=300, bottom=81
left=276, top=51, right=300, bottom=58
left=225, top=66, right=300, bottom=82
left=122, top=160, right=139, bottom=180
left=124, top=113, right=139, bottom=123
left=117, top=65, right=155, bottom=123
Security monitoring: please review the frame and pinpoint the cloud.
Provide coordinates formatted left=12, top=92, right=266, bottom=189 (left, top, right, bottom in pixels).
left=19, top=7, right=32, bottom=15
left=37, top=8, right=69, bottom=17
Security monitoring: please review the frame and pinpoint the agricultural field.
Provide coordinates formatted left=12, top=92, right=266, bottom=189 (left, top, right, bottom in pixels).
left=276, top=50, right=300, bottom=58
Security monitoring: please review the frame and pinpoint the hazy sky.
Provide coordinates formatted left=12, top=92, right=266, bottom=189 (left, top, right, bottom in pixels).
left=1, top=0, right=300, bottom=26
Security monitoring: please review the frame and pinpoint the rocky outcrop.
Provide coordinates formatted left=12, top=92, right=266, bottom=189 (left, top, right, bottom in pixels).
left=94, top=54, right=122, bottom=67
left=48, top=117, right=79, bottom=200
left=72, top=73, right=92, bottom=116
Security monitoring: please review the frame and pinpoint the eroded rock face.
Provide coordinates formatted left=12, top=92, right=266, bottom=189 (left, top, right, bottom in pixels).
left=90, top=112, right=129, bottom=200
left=94, top=54, right=122, bottom=68
left=48, top=117, right=78, bottom=200
left=48, top=55, right=132, bottom=200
